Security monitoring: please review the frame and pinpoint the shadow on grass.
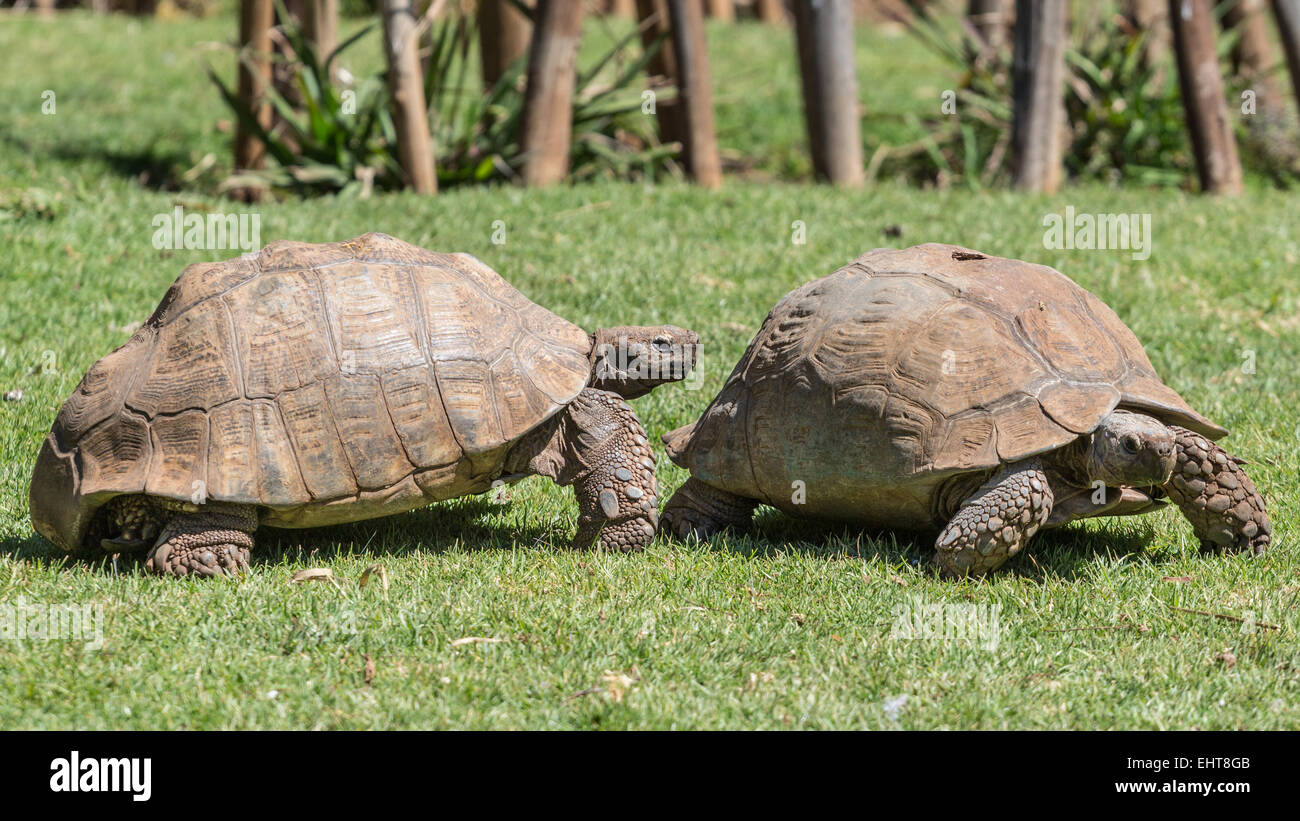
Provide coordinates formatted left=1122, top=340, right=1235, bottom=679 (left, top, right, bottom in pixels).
left=0, top=130, right=193, bottom=191
left=0, top=532, right=52, bottom=564
left=49, top=143, right=192, bottom=192
left=691, top=506, right=1171, bottom=582
left=255, top=497, right=556, bottom=565
left=0, top=496, right=558, bottom=576
left=5, top=493, right=1172, bottom=582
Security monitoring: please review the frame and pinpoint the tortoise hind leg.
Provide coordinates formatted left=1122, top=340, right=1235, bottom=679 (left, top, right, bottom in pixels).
left=145, top=504, right=258, bottom=577
left=660, top=478, right=757, bottom=541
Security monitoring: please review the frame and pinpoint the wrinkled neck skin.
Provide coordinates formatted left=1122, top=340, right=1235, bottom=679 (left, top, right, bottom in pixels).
left=933, top=426, right=1171, bottom=529
left=933, top=450, right=1094, bottom=531
left=503, top=413, right=569, bottom=483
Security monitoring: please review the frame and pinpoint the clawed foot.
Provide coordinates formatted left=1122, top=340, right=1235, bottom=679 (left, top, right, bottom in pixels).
left=932, top=463, right=1053, bottom=578
left=658, top=505, right=723, bottom=541
left=658, top=478, right=756, bottom=542
left=143, top=506, right=258, bottom=578
left=98, top=495, right=159, bottom=555
left=146, top=541, right=251, bottom=577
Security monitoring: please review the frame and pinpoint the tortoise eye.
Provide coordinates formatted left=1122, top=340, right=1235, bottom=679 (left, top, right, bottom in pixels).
left=652, top=338, right=673, bottom=353
left=1121, top=434, right=1142, bottom=454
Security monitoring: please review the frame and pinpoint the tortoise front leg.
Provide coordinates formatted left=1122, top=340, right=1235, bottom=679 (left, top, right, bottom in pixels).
left=145, top=504, right=258, bottom=577
left=932, top=461, right=1053, bottom=578
left=569, top=390, right=660, bottom=551
left=523, top=388, right=659, bottom=551
left=1163, top=427, right=1271, bottom=556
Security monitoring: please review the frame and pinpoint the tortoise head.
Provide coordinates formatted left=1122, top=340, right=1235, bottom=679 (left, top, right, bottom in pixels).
left=1084, top=410, right=1177, bottom=487
left=589, top=325, right=699, bottom=400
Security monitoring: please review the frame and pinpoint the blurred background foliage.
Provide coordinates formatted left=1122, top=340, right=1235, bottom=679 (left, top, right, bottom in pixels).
left=3, top=0, right=1295, bottom=195
left=876, top=0, right=1300, bottom=189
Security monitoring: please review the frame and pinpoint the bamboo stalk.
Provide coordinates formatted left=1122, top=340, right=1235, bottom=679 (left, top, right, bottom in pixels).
left=304, top=0, right=339, bottom=65
left=666, top=0, right=724, bottom=186
left=635, top=0, right=684, bottom=147
left=381, top=0, right=438, bottom=193
left=520, top=0, right=586, bottom=186
left=1223, top=0, right=1284, bottom=119
left=704, top=0, right=734, bottom=21
left=1010, top=0, right=1067, bottom=192
left=479, top=0, right=533, bottom=90
left=1169, top=0, right=1244, bottom=194
left=1274, top=0, right=1300, bottom=129
left=235, top=0, right=275, bottom=172
left=793, top=0, right=864, bottom=186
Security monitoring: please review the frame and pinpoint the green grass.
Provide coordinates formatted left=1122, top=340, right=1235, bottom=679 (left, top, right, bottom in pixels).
left=0, top=11, right=1297, bottom=729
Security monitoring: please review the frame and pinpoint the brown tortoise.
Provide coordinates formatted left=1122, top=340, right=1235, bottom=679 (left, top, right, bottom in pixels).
left=660, top=244, right=1271, bottom=577
left=29, top=233, right=697, bottom=576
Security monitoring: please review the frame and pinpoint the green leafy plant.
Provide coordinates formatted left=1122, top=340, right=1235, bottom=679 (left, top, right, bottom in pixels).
left=879, top=4, right=1196, bottom=188
left=1062, top=15, right=1190, bottom=186
left=208, top=7, right=678, bottom=196
left=882, top=3, right=1297, bottom=189
left=868, top=4, right=1016, bottom=189
left=209, top=18, right=398, bottom=196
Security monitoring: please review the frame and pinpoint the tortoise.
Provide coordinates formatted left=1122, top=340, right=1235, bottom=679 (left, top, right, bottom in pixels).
left=29, top=233, right=698, bottom=577
left=659, top=244, right=1271, bottom=577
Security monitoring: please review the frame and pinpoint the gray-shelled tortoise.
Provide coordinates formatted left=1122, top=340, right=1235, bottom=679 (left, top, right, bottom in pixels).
left=30, top=233, right=697, bottom=576
left=660, top=244, right=1270, bottom=577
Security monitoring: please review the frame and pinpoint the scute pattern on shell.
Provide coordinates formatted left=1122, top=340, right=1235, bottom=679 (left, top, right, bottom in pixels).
left=664, top=244, right=1226, bottom=528
left=29, top=233, right=593, bottom=552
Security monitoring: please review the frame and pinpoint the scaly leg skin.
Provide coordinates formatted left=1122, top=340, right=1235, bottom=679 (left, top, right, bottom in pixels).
left=659, top=477, right=757, bottom=541
left=1164, top=427, right=1271, bottom=556
left=564, top=389, right=660, bottom=551
left=99, top=494, right=163, bottom=555
left=145, top=504, right=258, bottom=577
left=932, top=462, right=1053, bottom=578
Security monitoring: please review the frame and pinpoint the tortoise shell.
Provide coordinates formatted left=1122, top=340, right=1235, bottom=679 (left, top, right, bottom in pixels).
left=30, top=233, right=593, bottom=552
left=664, top=243, right=1225, bottom=525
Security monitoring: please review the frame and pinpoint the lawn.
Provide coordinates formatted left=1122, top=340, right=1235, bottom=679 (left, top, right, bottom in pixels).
left=0, top=9, right=1297, bottom=730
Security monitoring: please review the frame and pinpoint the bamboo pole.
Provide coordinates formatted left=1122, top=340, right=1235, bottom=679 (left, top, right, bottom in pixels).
left=666, top=0, right=724, bottom=186
left=967, top=0, right=1007, bottom=51
left=1124, top=0, right=1170, bottom=80
left=1010, top=0, right=1066, bottom=192
left=1223, top=0, right=1284, bottom=118
left=1169, top=0, right=1243, bottom=194
left=520, top=0, right=586, bottom=186
left=636, top=0, right=684, bottom=148
left=305, top=0, right=339, bottom=64
left=235, top=0, right=275, bottom=172
left=705, top=0, right=734, bottom=22
left=755, top=0, right=785, bottom=24
left=792, top=0, right=864, bottom=186
left=381, top=0, right=437, bottom=193
left=1273, top=0, right=1300, bottom=129
left=480, top=0, right=533, bottom=90
left=605, top=0, right=636, bottom=17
